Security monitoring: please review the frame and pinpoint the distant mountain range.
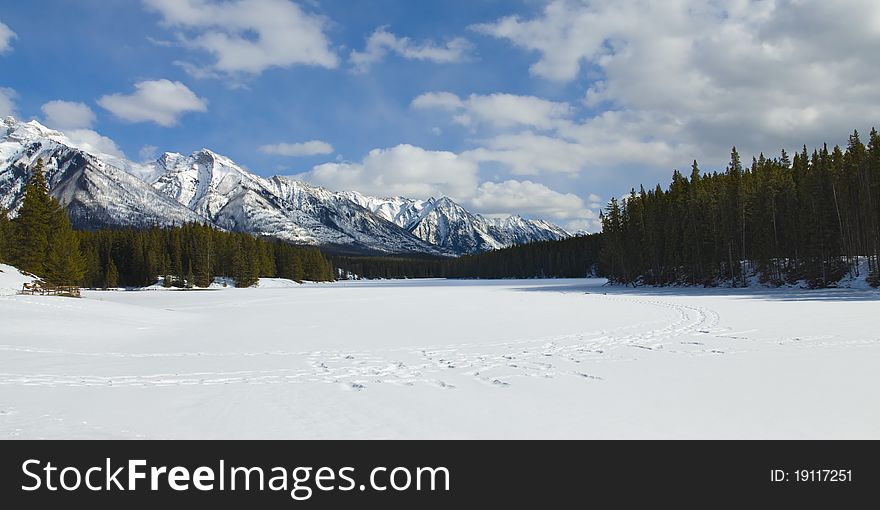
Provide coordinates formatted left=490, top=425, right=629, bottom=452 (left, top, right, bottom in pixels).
left=0, top=116, right=569, bottom=255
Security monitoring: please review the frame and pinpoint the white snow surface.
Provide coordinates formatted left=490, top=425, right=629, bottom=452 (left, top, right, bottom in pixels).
left=0, top=264, right=37, bottom=296
left=1, top=276, right=878, bottom=439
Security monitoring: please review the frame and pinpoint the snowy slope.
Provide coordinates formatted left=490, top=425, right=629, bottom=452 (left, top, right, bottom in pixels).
left=0, top=116, right=567, bottom=254
left=0, top=117, right=206, bottom=228
left=145, top=148, right=444, bottom=252
left=0, top=263, right=37, bottom=296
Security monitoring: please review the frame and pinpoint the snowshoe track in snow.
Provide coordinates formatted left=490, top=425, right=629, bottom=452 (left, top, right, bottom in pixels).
left=0, top=293, right=728, bottom=390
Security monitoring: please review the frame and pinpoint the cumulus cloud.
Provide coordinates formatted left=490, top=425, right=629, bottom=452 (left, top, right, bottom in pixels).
left=464, top=133, right=591, bottom=176
left=471, top=179, right=601, bottom=232
left=37, top=100, right=123, bottom=157
left=260, top=140, right=334, bottom=157
left=413, top=92, right=572, bottom=130
left=41, top=101, right=97, bottom=130
left=144, top=0, right=338, bottom=76
left=139, top=145, right=160, bottom=161
left=351, top=27, right=472, bottom=73
left=472, top=0, right=880, bottom=168
left=0, top=87, right=17, bottom=117
left=471, top=180, right=590, bottom=219
left=295, top=144, right=479, bottom=200
left=0, top=21, right=15, bottom=54
left=295, top=143, right=599, bottom=230
left=411, top=92, right=463, bottom=111
left=98, top=80, right=207, bottom=127
left=413, top=91, right=682, bottom=174
left=65, top=130, right=126, bottom=159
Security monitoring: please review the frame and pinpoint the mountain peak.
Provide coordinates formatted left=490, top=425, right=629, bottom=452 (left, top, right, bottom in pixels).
left=2, top=117, right=64, bottom=141
left=1, top=121, right=569, bottom=255
left=352, top=193, right=569, bottom=253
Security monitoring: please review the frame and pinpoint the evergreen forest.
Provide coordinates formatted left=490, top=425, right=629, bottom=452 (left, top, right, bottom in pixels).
left=0, top=159, right=336, bottom=288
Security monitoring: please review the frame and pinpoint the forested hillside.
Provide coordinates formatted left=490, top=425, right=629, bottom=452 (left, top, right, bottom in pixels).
left=77, top=226, right=336, bottom=289
left=333, top=235, right=601, bottom=280
left=0, top=159, right=335, bottom=288
left=601, top=129, right=880, bottom=288
left=5, top=124, right=879, bottom=291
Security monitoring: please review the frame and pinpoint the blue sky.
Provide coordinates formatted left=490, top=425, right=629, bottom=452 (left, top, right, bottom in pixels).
left=2, top=0, right=880, bottom=231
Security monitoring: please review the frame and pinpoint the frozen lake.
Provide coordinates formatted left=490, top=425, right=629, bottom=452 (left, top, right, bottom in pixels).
left=1, top=273, right=879, bottom=439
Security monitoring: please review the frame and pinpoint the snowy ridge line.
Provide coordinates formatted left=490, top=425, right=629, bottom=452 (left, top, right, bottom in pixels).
left=1, top=117, right=569, bottom=255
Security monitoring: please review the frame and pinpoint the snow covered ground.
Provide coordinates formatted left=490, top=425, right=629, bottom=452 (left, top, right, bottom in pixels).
left=1, top=269, right=878, bottom=439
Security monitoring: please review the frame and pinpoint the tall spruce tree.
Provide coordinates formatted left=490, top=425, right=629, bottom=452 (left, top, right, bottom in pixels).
left=0, top=207, right=9, bottom=263
left=44, top=215, right=87, bottom=286
left=105, top=259, right=119, bottom=289
left=598, top=126, right=880, bottom=288
left=12, top=159, right=54, bottom=274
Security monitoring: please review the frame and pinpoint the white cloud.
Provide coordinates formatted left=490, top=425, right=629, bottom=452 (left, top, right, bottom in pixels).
left=464, top=133, right=590, bottom=176
left=470, top=180, right=589, bottom=219
left=172, top=60, right=223, bottom=80
left=139, top=145, right=160, bottom=161
left=38, top=101, right=124, bottom=158
left=473, top=0, right=880, bottom=169
left=65, top=130, right=126, bottom=159
left=296, top=144, right=479, bottom=200
left=0, top=21, right=15, bottom=54
left=40, top=101, right=96, bottom=130
left=411, top=92, right=463, bottom=111
left=98, top=80, right=207, bottom=127
left=260, top=140, right=334, bottom=157
left=0, top=87, right=17, bottom=117
left=351, top=27, right=471, bottom=73
left=295, top=142, right=598, bottom=230
left=412, top=92, right=677, bottom=176
left=470, top=179, right=601, bottom=232
left=461, top=110, right=688, bottom=176
left=413, top=92, right=572, bottom=130
left=144, top=0, right=338, bottom=76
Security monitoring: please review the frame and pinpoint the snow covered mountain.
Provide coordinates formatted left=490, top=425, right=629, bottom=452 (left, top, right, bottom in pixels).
left=0, top=116, right=569, bottom=255
left=0, top=117, right=206, bottom=228
left=344, top=192, right=569, bottom=253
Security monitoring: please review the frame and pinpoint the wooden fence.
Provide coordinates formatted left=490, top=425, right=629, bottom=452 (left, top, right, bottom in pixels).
left=20, top=282, right=81, bottom=298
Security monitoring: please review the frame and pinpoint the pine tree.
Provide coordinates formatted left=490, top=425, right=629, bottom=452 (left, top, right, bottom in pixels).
left=289, top=252, right=305, bottom=283
left=105, top=259, right=119, bottom=289
left=0, top=207, right=9, bottom=263
left=185, top=261, right=195, bottom=289
left=74, top=224, right=336, bottom=288
left=192, top=226, right=213, bottom=287
left=44, top=216, right=87, bottom=286
left=12, top=159, right=54, bottom=274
